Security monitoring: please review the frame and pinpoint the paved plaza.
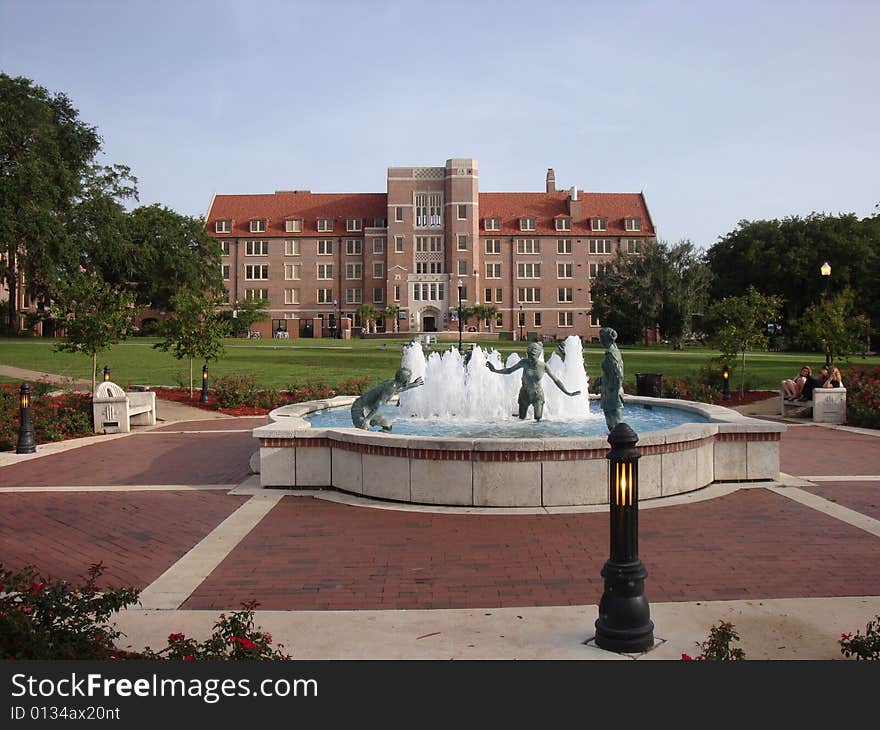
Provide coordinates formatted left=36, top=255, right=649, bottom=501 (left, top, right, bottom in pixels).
left=1, top=392, right=878, bottom=660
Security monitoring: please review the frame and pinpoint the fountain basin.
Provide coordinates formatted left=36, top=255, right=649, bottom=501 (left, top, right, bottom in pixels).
left=252, top=396, right=784, bottom=507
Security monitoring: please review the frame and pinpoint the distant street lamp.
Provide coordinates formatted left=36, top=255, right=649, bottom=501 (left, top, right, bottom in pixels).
left=16, top=383, right=36, bottom=454
left=331, top=299, right=338, bottom=339
left=722, top=364, right=730, bottom=401
left=103, top=365, right=111, bottom=382
left=200, top=362, right=210, bottom=403
left=820, top=262, right=832, bottom=366
left=457, top=280, right=464, bottom=353
left=518, top=302, right=524, bottom=342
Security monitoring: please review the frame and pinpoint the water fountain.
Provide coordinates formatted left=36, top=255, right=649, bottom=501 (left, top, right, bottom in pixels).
left=253, top=336, right=784, bottom=507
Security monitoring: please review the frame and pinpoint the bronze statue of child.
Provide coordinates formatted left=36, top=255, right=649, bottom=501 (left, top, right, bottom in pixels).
left=350, top=367, right=424, bottom=430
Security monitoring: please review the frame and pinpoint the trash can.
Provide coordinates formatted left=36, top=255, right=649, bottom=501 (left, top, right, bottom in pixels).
left=635, top=373, right=663, bottom=398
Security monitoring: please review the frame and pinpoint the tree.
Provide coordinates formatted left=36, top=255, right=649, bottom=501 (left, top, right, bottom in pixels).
left=793, top=289, right=868, bottom=366
left=705, top=287, right=782, bottom=396
left=590, top=240, right=710, bottom=347
left=48, top=273, right=136, bottom=391
left=153, top=287, right=229, bottom=397
left=0, top=74, right=102, bottom=331
left=470, top=304, right=500, bottom=332
left=383, top=303, right=400, bottom=333
left=355, top=303, right=381, bottom=334
left=221, top=298, right=269, bottom=337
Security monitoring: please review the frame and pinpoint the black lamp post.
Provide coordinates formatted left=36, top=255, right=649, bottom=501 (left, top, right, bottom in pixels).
left=518, top=302, right=524, bottom=342
left=595, top=422, right=654, bottom=653
left=820, top=261, right=831, bottom=366
left=16, top=383, right=36, bottom=454
left=332, top=299, right=338, bottom=339
left=200, top=362, right=210, bottom=403
left=103, top=365, right=111, bottom=382
left=722, top=364, right=730, bottom=401
left=457, top=279, right=464, bottom=353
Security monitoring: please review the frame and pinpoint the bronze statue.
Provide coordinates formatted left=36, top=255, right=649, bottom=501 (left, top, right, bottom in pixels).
left=485, top=341, right=581, bottom=421
left=350, top=367, right=424, bottom=430
left=589, top=327, right=624, bottom=430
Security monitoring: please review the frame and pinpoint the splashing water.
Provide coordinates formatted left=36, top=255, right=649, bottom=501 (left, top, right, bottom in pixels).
left=398, top=335, right=595, bottom=422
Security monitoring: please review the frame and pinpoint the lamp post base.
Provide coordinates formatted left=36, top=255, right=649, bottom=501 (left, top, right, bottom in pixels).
left=594, top=559, right=654, bottom=653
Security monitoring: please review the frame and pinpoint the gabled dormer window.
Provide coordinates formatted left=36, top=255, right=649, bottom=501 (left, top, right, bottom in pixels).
left=625, top=217, right=642, bottom=232
left=591, top=217, right=607, bottom=232
left=249, top=218, right=267, bottom=233
left=346, top=218, right=362, bottom=232
left=317, top=218, right=333, bottom=232
left=484, top=217, right=501, bottom=231
left=519, top=217, right=536, bottom=232
left=555, top=216, right=571, bottom=232
left=285, top=218, right=302, bottom=233
left=215, top=219, right=231, bottom=234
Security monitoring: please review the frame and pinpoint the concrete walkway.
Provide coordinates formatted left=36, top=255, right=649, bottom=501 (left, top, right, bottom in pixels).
left=0, top=388, right=878, bottom=660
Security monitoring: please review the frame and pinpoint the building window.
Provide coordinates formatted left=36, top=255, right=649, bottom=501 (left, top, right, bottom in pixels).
left=457, top=204, right=467, bottom=220
left=627, top=239, right=642, bottom=254
left=317, top=239, right=334, bottom=255
left=372, top=237, right=385, bottom=254
left=557, top=287, right=573, bottom=303
left=395, top=206, right=404, bottom=222
left=245, top=264, right=269, bottom=280
left=284, top=263, right=301, bottom=280
left=591, top=217, right=607, bottom=232
left=215, top=220, right=231, bottom=233
left=590, top=312, right=601, bottom=327
left=589, top=239, right=613, bottom=254
left=346, top=288, right=362, bottom=304
left=245, top=240, right=269, bottom=256
left=284, top=289, right=300, bottom=305
left=517, top=287, right=541, bottom=303
left=249, top=219, right=267, bottom=233
left=557, top=262, right=573, bottom=278
left=346, top=218, right=362, bottom=232
left=373, top=287, right=384, bottom=303
left=519, top=217, right=536, bottom=232
left=373, top=217, right=386, bottom=228
left=484, top=217, right=500, bottom=231
left=346, top=262, right=363, bottom=280
left=373, top=262, right=384, bottom=279
left=485, top=263, right=502, bottom=279
left=221, top=240, right=231, bottom=256
left=345, top=239, right=363, bottom=255
left=555, top=217, right=571, bottom=232
left=317, top=288, right=333, bottom=304
left=516, top=239, right=540, bottom=254
left=485, top=239, right=501, bottom=254
left=394, top=235, right=404, bottom=253
left=625, top=217, right=642, bottom=232
left=458, top=260, right=468, bottom=275
left=495, top=287, right=503, bottom=303
left=457, top=234, right=468, bottom=251
left=317, top=218, right=333, bottom=232
left=558, top=311, right=573, bottom=327
left=557, top=239, right=572, bottom=254
left=415, top=192, right=443, bottom=227
left=485, top=288, right=493, bottom=302
left=393, top=285, right=400, bottom=301
left=517, top=262, right=541, bottom=279
left=244, top=288, right=268, bottom=301
left=285, top=219, right=302, bottom=233
left=317, top=263, right=334, bottom=280
left=589, top=262, right=610, bottom=278
left=534, top=312, right=542, bottom=326
left=221, top=264, right=230, bottom=280
left=284, top=240, right=300, bottom=256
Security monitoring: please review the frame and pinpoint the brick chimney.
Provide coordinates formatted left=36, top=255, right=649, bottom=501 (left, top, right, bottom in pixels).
left=546, top=168, right=556, bottom=193
left=568, top=186, right=583, bottom=222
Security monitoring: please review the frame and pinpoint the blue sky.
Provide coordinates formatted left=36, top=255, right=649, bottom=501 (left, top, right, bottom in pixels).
left=1, top=0, right=877, bottom=248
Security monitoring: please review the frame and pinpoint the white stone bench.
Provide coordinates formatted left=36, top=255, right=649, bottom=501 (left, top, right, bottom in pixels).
left=780, top=383, right=846, bottom=424
left=92, top=381, right=157, bottom=434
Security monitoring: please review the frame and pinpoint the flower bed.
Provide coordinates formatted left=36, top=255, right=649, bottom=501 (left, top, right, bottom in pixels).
left=842, top=365, right=880, bottom=429
left=0, top=384, right=93, bottom=451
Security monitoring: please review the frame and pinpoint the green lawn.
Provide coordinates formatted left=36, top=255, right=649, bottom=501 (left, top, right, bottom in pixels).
left=0, top=336, right=874, bottom=391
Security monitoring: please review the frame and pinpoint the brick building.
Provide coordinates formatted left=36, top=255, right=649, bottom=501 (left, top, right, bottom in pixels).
left=206, top=158, right=656, bottom=340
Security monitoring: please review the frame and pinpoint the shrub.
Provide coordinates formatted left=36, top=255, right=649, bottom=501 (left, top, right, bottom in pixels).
left=285, top=377, right=335, bottom=402
left=0, top=385, right=93, bottom=451
left=334, top=375, right=371, bottom=395
left=839, top=614, right=880, bottom=660
left=140, top=601, right=290, bottom=660
left=680, top=620, right=745, bottom=660
left=842, top=365, right=880, bottom=429
left=0, top=563, right=139, bottom=660
left=212, top=373, right=264, bottom=409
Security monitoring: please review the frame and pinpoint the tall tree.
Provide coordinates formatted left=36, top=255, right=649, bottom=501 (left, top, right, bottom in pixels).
left=355, top=303, right=381, bottom=333
left=471, top=304, right=500, bottom=332
left=49, top=273, right=136, bottom=391
left=0, top=74, right=102, bottom=330
left=793, top=289, right=868, bottom=366
left=383, top=303, right=401, bottom=333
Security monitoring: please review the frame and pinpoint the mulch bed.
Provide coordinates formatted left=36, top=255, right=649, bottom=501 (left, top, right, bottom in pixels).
left=152, top=388, right=271, bottom=417
left=709, top=390, right=777, bottom=407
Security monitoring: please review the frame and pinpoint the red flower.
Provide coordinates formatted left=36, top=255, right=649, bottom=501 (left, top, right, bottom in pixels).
left=29, top=581, right=47, bottom=595
left=183, top=655, right=194, bottom=661
left=238, top=637, right=257, bottom=650
left=680, top=653, right=694, bottom=661
left=168, top=632, right=185, bottom=642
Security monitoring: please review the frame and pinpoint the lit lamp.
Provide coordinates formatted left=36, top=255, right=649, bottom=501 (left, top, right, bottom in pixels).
left=722, top=364, right=730, bottom=401
left=594, top=422, right=654, bottom=653
left=820, top=261, right=832, bottom=366
left=200, top=362, right=210, bottom=403
left=103, top=365, right=111, bottom=382
left=457, top=280, right=464, bottom=353
left=16, top=383, right=36, bottom=454
left=519, top=302, right=524, bottom=342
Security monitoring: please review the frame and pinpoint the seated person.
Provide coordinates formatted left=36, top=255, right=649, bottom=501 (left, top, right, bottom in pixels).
left=782, top=366, right=812, bottom=400
left=821, top=366, right=843, bottom=389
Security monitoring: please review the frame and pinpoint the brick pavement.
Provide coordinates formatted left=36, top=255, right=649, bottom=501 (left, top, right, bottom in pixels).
left=780, top=425, right=880, bottom=476
left=800, top=481, right=880, bottom=522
